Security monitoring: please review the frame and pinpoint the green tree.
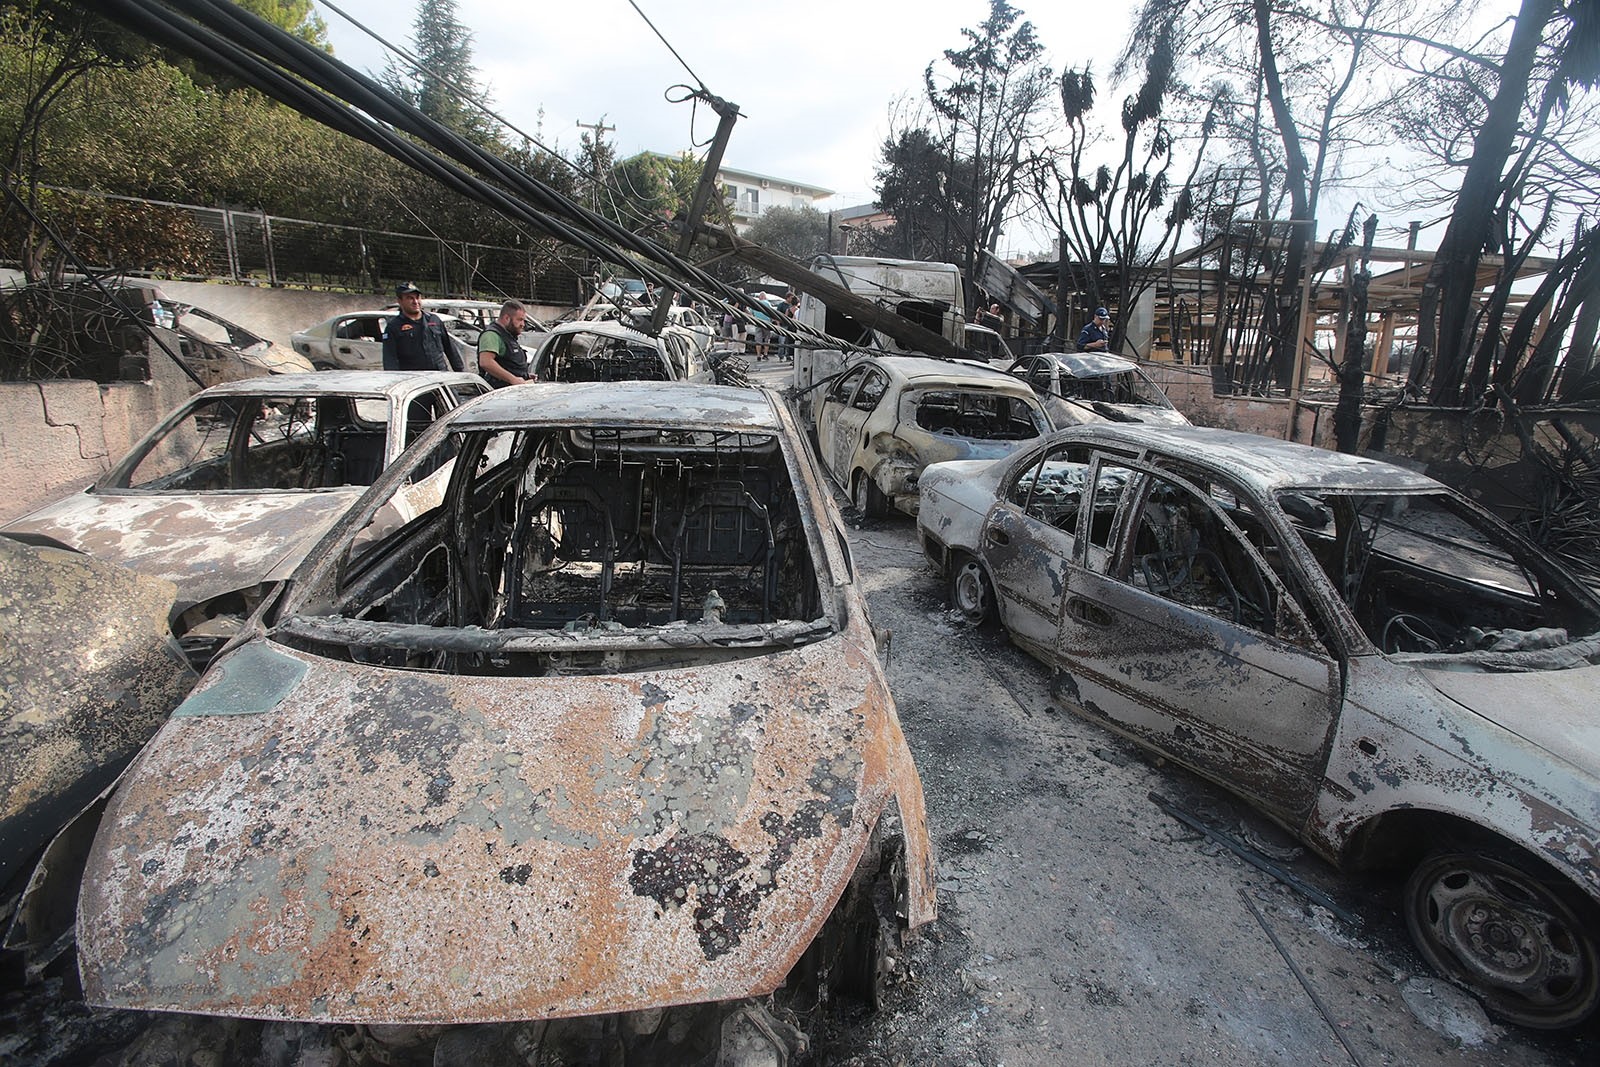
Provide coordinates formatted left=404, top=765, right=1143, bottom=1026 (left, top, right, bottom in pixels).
left=873, top=125, right=974, bottom=262
left=235, top=0, right=328, bottom=49
left=742, top=206, right=832, bottom=262
left=382, top=0, right=500, bottom=145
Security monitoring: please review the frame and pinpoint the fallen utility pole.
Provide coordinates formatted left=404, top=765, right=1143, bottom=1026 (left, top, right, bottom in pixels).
left=691, top=223, right=967, bottom=363
left=652, top=92, right=739, bottom=335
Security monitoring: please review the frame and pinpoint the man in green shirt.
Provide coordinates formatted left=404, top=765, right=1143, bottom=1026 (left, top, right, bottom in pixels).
left=477, top=299, right=533, bottom=387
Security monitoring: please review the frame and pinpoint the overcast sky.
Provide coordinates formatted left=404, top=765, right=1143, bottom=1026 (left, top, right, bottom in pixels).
left=316, top=0, right=1114, bottom=256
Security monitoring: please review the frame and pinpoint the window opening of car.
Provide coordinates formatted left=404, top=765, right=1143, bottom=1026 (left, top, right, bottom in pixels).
left=1279, top=489, right=1600, bottom=664
left=336, top=317, right=384, bottom=342
left=124, top=395, right=393, bottom=492
left=1123, top=471, right=1322, bottom=642
left=281, top=423, right=833, bottom=676
left=827, top=365, right=868, bottom=404
left=911, top=389, right=1044, bottom=441
left=852, top=369, right=889, bottom=412
left=1007, top=444, right=1096, bottom=535
left=537, top=331, right=670, bottom=383
left=1082, top=455, right=1140, bottom=572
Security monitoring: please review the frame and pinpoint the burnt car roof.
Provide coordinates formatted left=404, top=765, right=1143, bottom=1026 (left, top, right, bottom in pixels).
left=187, top=370, right=483, bottom=398
left=449, top=381, right=781, bottom=430
left=1045, top=351, right=1146, bottom=377
left=1062, top=423, right=1443, bottom=493
left=854, top=354, right=1036, bottom=390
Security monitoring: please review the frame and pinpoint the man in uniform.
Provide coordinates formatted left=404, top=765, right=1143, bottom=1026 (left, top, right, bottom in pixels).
left=383, top=282, right=464, bottom=372
left=1077, top=306, right=1111, bottom=352
left=477, top=299, right=533, bottom=387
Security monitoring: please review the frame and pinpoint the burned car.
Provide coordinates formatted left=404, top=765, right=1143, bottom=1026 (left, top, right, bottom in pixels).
left=163, top=302, right=315, bottom=383
left=3, top=371, right=487, bottom=666
left=1004, top=351, right=1188, bottom=426
left=77, top=383, right=936, bottom=1059
left=290, top=309, right=475, bottom=371
left=918, top=423, right=1600, bottom=1028
left=816, top=354, right=1051, bottom=517
left=529, top=319, right=713, bottom=384
left=0, top=537, right=194, bottom=963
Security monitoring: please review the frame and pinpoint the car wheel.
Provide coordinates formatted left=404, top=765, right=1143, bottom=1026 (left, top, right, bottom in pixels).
left=949, top=552, right=997, bottom=627
left=834, top=834, right=907, bottom=1011
left=1404, top=848, right=1600, bottom=1029
left=853, top=471, right=889, bottom=518
left=312, top=360, right=335, bottom=372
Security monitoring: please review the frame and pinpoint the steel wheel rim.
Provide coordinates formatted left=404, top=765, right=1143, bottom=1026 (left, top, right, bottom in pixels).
left=952, top=560, right=990, bottom=622
left=1406, top=853, right=1599, bottom=1028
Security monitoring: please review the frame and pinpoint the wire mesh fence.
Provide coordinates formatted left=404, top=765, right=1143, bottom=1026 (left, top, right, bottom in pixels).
left=14, top=187, right=583, bottom=305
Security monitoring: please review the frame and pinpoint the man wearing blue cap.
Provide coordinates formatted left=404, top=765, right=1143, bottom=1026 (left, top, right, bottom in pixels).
left=1077, top=307, right=1111, bottom=353
left=383, top=282, right=464, bottom=372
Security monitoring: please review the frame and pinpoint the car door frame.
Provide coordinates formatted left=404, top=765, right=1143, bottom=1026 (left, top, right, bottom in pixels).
left=1053, top=452, right=1343, bottom=827
left=981, top=441, right=1091, bottom=656
left=814, top=363, right=870, bottom=484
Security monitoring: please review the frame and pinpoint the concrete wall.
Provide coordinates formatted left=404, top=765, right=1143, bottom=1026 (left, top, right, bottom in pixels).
left=154, top=279, right=569, bottom=346
left=1143, top=363, right=1333, bottom=449
left=0, top=347, right=197, bottom=525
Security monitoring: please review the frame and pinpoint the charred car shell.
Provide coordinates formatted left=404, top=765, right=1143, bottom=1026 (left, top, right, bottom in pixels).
left=919, top=423, right=1600, bottom=1029
left=0, top=536, right=194, bottom=970
left=815, top=354, right=1051, bottom=518
left=3, top=372, right=488, bottom=666
left=79, top=383, right=935, bottom=1038
left=1003, top=352, right=1189, bottom=427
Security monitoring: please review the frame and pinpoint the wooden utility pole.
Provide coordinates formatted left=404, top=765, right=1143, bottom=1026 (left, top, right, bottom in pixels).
left=690, top=225, right=966, bottom=362
left=652, top=93, right=739, bottom=333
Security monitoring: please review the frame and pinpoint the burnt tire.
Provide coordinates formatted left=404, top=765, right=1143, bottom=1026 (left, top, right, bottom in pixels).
left=1404, top=848, right=1600, bottom=1030
left=949, top=552, right=997, bottom=628
left=834, top=835, right=906, bottom=1012
left=852, top=471, right=890, bottom=519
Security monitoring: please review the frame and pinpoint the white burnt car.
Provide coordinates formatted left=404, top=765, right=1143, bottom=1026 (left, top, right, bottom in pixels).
left=1004, top=351, right=1189, bottom=427
left=78, top=383, right=936, bottom=1061
left=529, top=319, right=714, bottom=384
left=815, top=354, right=1052, bottom=517
left=919, top=423, right=1600, bottom=1029
left=290, top=309, right=475, bottom=371
left=4, top=372, right=488, bottom=666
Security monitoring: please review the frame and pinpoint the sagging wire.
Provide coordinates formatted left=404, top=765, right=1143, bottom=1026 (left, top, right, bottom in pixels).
left=93, top=0, right=786, bottom=339
left=317, top=0, right=678, bottom=240
left=625, top=0, right=710, bottom=97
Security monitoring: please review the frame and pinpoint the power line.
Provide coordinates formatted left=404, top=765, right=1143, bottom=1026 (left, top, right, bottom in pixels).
left=315, top=0, right=708, bottom=246
left=625, top=0, right=709, bottom=94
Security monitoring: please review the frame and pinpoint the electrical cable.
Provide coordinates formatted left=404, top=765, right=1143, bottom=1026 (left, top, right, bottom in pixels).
left=625, top=0, right=709, bottom=95
left=316, top=0, right=722, bottom=248
left=96, top=0, right=774, bottom=336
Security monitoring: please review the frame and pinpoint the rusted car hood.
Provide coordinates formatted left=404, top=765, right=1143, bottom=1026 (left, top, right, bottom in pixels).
left=0, top=538, right=193, bottom=890
left=1421, top=663, right=1600, bottom=781
left=80, top=633, right=904, bottom=1023
left=5, top=491, right=361, bottom=611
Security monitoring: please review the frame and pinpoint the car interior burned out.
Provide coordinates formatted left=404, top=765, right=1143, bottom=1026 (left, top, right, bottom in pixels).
left=275, top=423, right=832, bottom=675
left=533, top=332, right=672, bottom=382
left=1278, top=489, right=1600, bottom=661
left=121, top=394, right=449, bottom=492
left=909, top=388, right=1045, bottom=441
left=1006, top=446, right=1600, bottom=662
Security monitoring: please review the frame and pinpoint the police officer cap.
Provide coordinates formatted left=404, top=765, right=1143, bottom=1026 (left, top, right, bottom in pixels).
left=1095, top=306, right=1109, bottom=317
left=396, top=281, right=422, bottom=296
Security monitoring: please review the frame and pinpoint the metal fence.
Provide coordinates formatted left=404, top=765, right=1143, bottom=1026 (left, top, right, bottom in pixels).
left=33, top=187, right=583, bottom=305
